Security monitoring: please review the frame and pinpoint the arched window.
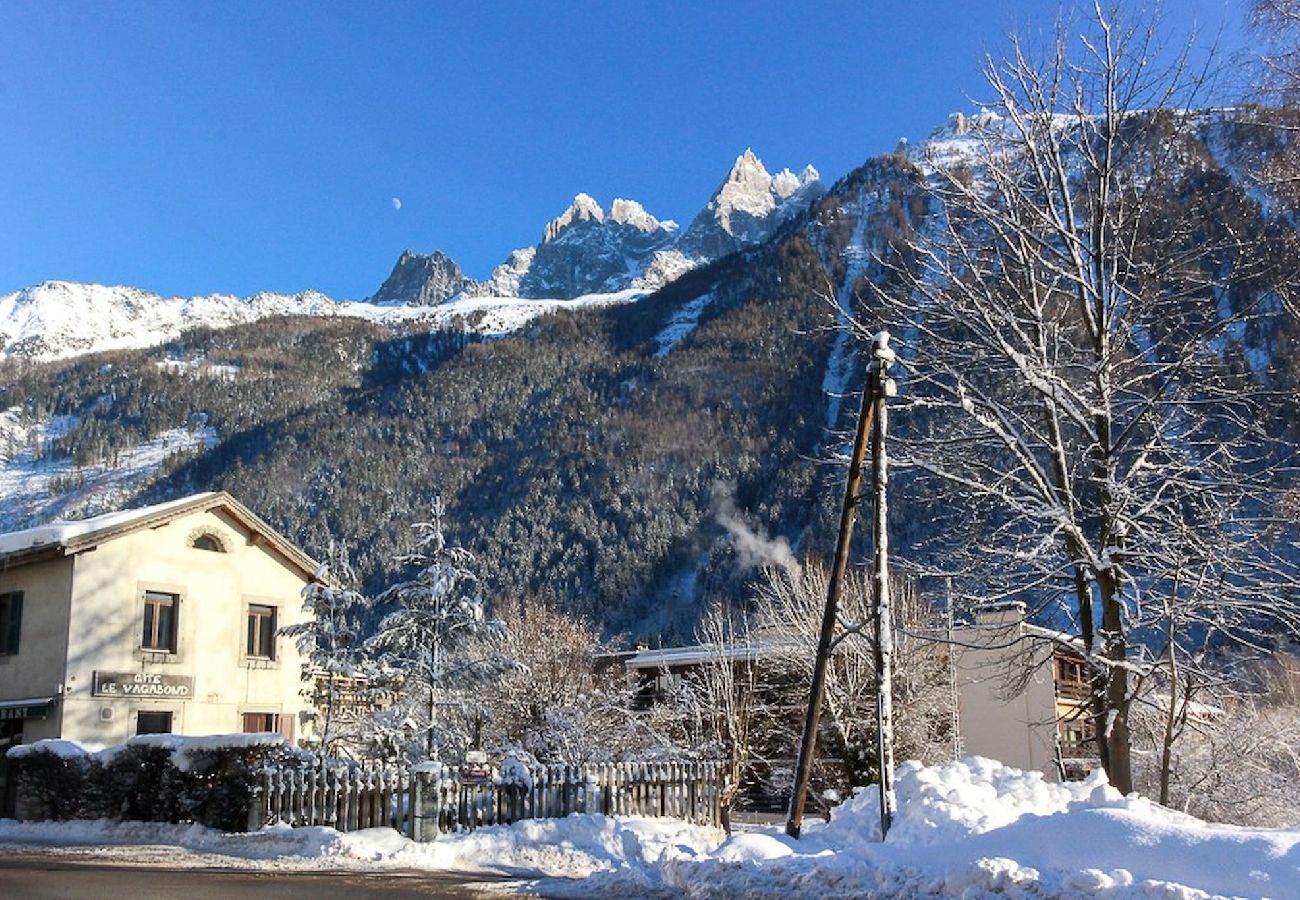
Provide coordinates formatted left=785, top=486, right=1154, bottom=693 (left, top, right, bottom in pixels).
left=190, top=532, right=226, bottom=553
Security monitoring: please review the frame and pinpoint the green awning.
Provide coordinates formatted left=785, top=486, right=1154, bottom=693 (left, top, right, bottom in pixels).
left=0, top=697, right=53, bottom=721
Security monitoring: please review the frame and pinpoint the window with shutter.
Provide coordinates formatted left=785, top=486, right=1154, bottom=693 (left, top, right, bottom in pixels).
left=0, top=592, right=22, bottom=656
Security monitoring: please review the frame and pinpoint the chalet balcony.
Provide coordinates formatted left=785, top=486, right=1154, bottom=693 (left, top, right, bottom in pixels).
left=1055, top=681, right=1091, bottom=702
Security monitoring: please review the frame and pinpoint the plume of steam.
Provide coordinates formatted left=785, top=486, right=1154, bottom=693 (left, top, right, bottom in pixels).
left=712, top=482, right=801, bottom=576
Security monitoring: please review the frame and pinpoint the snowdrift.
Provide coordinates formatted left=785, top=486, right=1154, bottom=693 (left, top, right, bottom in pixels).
left=1, top=756, right=1295, bottom=897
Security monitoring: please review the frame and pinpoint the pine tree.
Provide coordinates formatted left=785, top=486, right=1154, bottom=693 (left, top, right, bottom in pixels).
left=280, top=541, right=365, bottom=756
left=363, top=497, right=517, bottom=760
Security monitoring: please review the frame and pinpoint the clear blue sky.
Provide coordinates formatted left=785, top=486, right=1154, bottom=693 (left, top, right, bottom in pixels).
left=0, top=1, right=1248, bottom=299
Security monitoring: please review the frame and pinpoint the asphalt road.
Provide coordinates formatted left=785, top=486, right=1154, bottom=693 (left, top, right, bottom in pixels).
left=0, top=853, right=528, bottom=899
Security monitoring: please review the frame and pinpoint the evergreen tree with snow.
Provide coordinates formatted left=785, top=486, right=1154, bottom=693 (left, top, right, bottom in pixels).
left=364, top=497, right=516, bottom=760
left=280, top=541, right=365, bottom=756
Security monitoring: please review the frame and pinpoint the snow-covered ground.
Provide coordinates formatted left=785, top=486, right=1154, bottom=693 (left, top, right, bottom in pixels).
left=0, top=406, right=215, bottom=531
left=1, top=757, right=1295, bottom=898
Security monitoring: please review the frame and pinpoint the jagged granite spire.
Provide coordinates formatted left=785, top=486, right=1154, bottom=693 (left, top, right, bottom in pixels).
left=674, top=149, right=823, bottom=260
left=370, top=249, right=472, bottom=306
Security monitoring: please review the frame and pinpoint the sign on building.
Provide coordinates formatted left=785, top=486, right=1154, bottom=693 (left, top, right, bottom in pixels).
left=92, top=671, right=194, bottom=699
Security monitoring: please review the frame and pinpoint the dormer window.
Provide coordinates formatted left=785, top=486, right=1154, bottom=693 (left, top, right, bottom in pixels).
left=190, top=531, right=226, bottom=553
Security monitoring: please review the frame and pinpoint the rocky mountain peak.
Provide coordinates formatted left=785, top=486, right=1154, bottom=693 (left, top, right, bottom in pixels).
left=542, top=193, right=606, bottom=243
left=369, top=249, right=471, bottom=306
left=608, top=198, right=675, bottom=233
left=675, top=149, right=824, bottom=261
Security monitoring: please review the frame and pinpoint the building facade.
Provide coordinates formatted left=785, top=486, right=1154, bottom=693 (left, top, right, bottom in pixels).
left=608, top=602, right=1097, bottom=786
left=0, top=492, right=320, bottom=751
left=948, top=603, right=1096, bottom=779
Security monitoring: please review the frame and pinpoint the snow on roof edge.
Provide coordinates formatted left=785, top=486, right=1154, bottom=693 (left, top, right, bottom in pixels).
left=0, top=492, right=218, bottom=556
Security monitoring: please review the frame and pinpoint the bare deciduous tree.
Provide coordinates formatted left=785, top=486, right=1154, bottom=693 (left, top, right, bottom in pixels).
left=754, top=562, right=952, bottom=790
left=876, top=5, right=1300, bottom=793
left=486, top=595, right=651, bottom=763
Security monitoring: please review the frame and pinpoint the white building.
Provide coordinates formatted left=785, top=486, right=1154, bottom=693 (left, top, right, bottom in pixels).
left=0, top=492, right=320, bottom=751
left=612, top=603, right=1095, bottom=783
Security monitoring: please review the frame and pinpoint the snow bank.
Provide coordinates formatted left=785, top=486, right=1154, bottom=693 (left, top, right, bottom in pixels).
left=0, top=814, right=723, bottom=879
left=586, top=757, right=1300, bottom=898
left=2, top=756, right=1295, bottom=897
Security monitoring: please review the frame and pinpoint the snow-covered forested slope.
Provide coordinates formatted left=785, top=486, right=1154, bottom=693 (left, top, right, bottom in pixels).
left=0, top=109, right=1294, bottom=641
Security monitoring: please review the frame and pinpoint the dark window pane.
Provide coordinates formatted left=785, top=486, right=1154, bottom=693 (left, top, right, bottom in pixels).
left=1, top=592, right=21, bottom=655
left=192, top=534, right=223, bottom=552
left=247, top=605, right=276, bottom=659
left=242, top=712, right=277, bottom=732
left=262, top=608, right=276, bottom=657
left=142, top=592, right=178, bottom=651
left=137, top=711, right=172, bottom=735
left=157, top=604, right=174, bottom=651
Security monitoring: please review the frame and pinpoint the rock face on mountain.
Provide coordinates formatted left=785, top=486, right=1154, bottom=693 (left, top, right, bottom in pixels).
left=370, top=249, right=472, bottom=306
left=677, top=149, right=823, bottom=260
left=478, top=194, right=679, bottom=299
left=476, top=150, right=821, bottom=299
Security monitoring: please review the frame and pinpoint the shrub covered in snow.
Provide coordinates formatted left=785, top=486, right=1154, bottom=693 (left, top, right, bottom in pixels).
left=7, top=733, right=299, bottom=831
left=94, top=742, right=190, bottom=823
left=9, top=743, right=97, bottom=821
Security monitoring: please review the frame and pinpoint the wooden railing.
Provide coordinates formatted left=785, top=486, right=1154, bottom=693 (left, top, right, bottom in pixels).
left=253, top=758, right=725, bottom=840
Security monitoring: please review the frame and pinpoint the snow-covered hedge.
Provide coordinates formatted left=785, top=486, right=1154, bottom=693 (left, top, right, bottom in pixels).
left=7, top=733, right=300, bottom=830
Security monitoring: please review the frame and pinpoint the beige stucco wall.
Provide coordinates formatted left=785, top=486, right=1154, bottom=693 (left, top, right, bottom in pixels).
left=49, top=507, right=314, bottom=744
left=0, top=556, right=76, bottom=742
left=952, top=621, right=1060, bottom=778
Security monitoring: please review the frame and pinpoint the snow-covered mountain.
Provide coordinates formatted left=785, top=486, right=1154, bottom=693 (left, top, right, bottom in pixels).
left=477, top=193, right=679, bottom=299
left=410, top=149, right=822, bottom=302
left=0, top=282, right=362, bottom=361
left=0, top=280, right=646, bottom=361
left=678, top=149, right=822, bottom=260
left=0, top=148, right=819, bottom=361
left=369, top=249, right=473, bottom=306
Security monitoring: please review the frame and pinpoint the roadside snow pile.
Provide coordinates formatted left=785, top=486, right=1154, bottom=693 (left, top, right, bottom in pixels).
left=583, top=756, right=1300, bottom=898
left=0, top=814, right=723, bottom=879
left=2, top=756, right=1296, bottom=897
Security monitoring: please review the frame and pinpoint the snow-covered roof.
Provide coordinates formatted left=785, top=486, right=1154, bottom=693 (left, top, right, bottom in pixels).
left=0, top=492, right=217, bottom=555
left=624, top=629, right=801, bottom=670
left=0, top=491, right=322, bottom=579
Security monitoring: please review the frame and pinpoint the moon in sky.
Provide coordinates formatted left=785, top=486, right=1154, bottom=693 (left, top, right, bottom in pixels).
left=391, top=197, right=402, bottom=210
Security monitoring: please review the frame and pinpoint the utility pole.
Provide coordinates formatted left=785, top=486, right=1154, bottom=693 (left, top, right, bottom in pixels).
left=786, top=331, right=896, bottom=839
left=869, top=336, right=896, bottom=835
left=946, top=576, right=962, bottom=761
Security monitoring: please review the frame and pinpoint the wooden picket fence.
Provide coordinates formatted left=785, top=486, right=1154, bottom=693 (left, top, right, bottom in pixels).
left=252, top=758, right=725, bottom=840
left=257, top=759, right=413, bottom=833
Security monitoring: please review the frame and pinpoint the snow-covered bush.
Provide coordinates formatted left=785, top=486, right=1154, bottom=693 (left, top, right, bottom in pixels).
left=93, top=742, right=190, bottom=823
left=1131, top=657, right=1300, bottom=827
left=8, top=733, right=297, bottom=830
left=9, top=742, right=96, bottom=821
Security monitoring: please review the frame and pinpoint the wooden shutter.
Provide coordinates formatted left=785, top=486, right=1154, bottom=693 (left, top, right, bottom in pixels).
left=278, top=712, right=296, bottom=742
left=3, top=593, right=20, bottom=655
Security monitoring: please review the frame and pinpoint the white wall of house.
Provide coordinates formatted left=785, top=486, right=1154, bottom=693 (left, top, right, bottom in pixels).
left=1, top=505, right=313, bottom=745
left=951, top=615, right=1060, bottom=777
left=0, top=556, right=75, bottom=740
